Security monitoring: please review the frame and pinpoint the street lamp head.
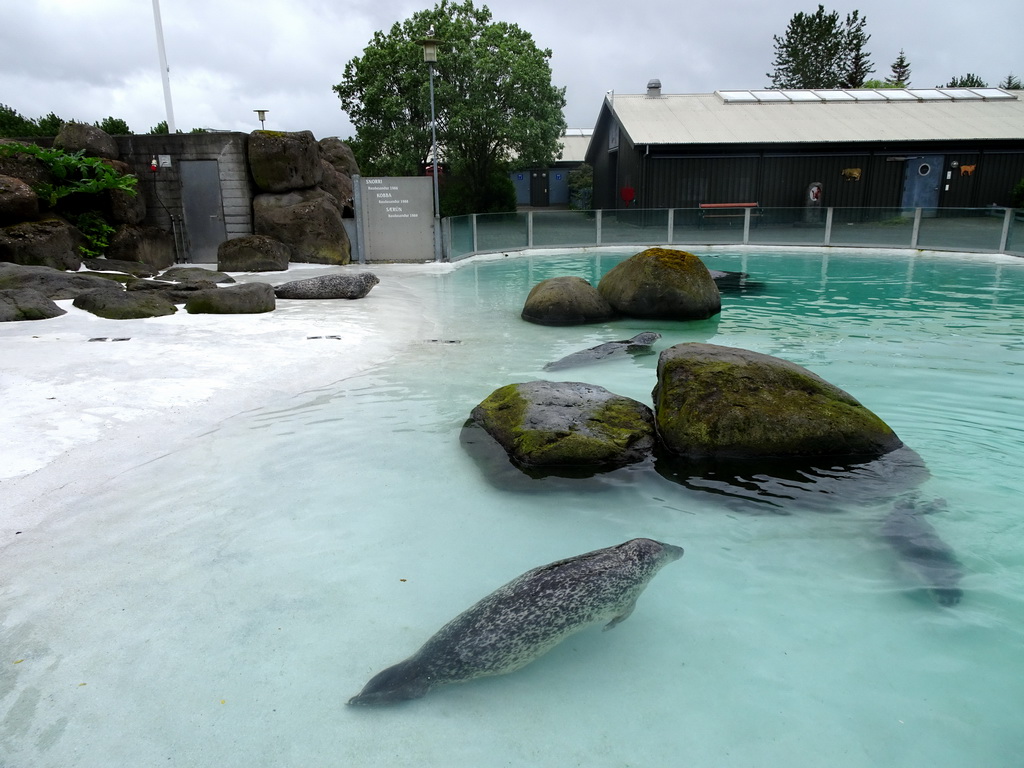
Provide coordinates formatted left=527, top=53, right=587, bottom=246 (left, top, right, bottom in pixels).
left=416, top=27, right=442, bottom=64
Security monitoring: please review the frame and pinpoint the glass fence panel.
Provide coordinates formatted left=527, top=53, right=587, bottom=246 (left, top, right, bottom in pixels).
left=447, top=216, right=474, bottom=261
left=669, top=208, right=701, bottom=245
left=476, top=212, right=528, bottom=253
left=827, top=208, right=915, bottom=248
left=1009, top=211, right=1024, bottom=256
left=599, top=209, right=669, bottom=245
left=748, top=207, right=826, bottom=246
left=532, top=210, right=598, bottom=247
left=917, top=208, right=1007, bottom=252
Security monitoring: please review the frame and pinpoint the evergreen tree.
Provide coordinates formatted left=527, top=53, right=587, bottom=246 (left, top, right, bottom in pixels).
left=96, top=116, right=131, bottom=135
left=885, top=49, right=912, bottom=87
left=998, top=73, right=1022, bottom=90
left=767, top=6, right=872, bottom=89
left=944, top=74, right=988, bottom=88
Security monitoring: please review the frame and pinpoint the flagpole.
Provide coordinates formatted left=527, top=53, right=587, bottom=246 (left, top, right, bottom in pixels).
left=151, top=0, right=177, bottom=133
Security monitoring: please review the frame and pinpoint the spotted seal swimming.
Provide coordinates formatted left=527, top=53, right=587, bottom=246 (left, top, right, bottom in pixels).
left=543, top=332, right=661, bottom=371
left=348, top=538, right=683, bottom=705
left=880, top=496, right=963, bottom=606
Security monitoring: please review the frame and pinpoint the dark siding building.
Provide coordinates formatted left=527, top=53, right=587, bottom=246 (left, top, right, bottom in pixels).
left=586, top=85, right=1024, bottom=212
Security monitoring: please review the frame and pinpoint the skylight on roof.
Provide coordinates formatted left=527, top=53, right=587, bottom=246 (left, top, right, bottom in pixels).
left=715, top=88, right=1018, bottom=105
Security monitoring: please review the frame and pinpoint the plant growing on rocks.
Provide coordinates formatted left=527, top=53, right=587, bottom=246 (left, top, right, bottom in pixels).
left=0, top=142, right=137, bottom=207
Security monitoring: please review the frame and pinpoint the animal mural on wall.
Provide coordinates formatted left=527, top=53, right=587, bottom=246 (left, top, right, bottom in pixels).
left=841, top=168, right=862, bottom=182
left=959, top=164, right=977, bottom=177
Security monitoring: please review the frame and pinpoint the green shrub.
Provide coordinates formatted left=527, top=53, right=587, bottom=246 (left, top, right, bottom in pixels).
left=1011, top=178, right=1024, bottom=209
left=66, top=211, right=116, bottom=258
left=0, top=142, right=137, bottom=206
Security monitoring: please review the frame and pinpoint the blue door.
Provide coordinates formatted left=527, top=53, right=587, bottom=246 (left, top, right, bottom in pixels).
left=901, top=155, right=943, bottom=213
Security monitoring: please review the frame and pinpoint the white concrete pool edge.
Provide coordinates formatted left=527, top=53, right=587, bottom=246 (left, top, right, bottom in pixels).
left=0, top=263, right=450, bottom=542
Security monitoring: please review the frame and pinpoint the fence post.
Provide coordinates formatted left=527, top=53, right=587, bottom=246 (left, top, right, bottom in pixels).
left=596, top=210, right=603, bottom=245
left=824, top=207, right=834, bottom=246
left=998, top=208, right=1013, bottom=253
left=911, top=208, right=922, bottom=248
left=742, top=207, right=751, bottom=244
left=472, top=213, right=479, bottom=254
left=667, top=208, right=674, bottom=244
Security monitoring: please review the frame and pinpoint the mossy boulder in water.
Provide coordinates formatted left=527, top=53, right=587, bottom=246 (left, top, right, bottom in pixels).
left=653, top=343, right=903, bottom=460
left=521, top=276, right=614, bottom=326
left=598, top=247, right=720, bottom=320
left=470, top=380, right=655, bottom=470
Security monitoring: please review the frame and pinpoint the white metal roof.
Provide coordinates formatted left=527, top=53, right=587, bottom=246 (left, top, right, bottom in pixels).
left=558, top=129, right=593, bottom=163
left=603, top=90, right=1024, bottom=146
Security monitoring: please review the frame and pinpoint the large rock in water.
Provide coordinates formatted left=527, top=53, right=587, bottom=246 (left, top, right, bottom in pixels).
left=653, top=343, right=903, bottom=460
left=253, top=189, right=350, bottom=265
left=107, top=225, right=175, bottom=270
left=521, top=276, right=615, bottom=326
left=274, top=272, right=378, bottom=299
left=598, top=247, right=720, bottom=320
left=0, top=288, right=66, bottom=321
left=470, top=380, right=655, bottom=470
left=184, top=282, right=276, bottom=314
left=248, top=130, right=323, bottom=193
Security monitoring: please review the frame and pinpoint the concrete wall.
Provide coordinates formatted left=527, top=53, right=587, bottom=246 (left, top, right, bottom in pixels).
left=114, top=132, right=254, bottom=242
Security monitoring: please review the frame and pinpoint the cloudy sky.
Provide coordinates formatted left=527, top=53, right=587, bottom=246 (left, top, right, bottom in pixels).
left=2, top=0, right=1021, bottom=140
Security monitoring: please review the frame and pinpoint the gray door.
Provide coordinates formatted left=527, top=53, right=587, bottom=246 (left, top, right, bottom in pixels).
left=901, top=155, right=943, bottom=213
left=180, top=160, right=226, bottom=263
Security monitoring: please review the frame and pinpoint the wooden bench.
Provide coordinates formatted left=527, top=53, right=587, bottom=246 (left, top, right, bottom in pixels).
left=698, top=202, right=761, bottom=228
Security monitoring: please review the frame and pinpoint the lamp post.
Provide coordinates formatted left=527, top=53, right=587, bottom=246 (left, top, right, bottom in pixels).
left=417, top=27, right=443, bottom=262
left=254, top=109, right=269, bottom=129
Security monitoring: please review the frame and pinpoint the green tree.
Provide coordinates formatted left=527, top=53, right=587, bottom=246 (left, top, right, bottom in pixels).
left=0, top=103, right=40, bottom=137
left=35, top=113, right=66, bottom=135
left=333, top=0, right=567, bottom=214
left=998, top=73, right=1021, bottom=89
left=862, top=78, right=901, bottom=88
left=885, top=49, right=912, bottom=87
left=148, top=120, right=169, bottom=135
left=767, top=6, right=872, bottom=89
left=96, top=116, right=131, bottom=135
left=943, top=73, right=988, bottom=88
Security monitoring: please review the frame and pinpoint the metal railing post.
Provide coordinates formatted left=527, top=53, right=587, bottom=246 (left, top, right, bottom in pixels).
left=911, top=208, right=922, bottom=248
left=667, top=208, right=674, bottom=244
left=472, top=213, right=479, bottom=254
left=824, top=207, right=834, bottom=246
left=527, top=211, right=534, bottom=248
left=742, top=207, right=752, bottom=244
left=596, top=209, right=603, bottom=245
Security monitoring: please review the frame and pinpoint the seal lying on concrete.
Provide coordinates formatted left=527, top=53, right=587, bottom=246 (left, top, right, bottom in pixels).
left=880, top=496, right=964, bottom=606
left=543, top=332, right=661, bottom=371
left=348, top=538, right=683, bottom=705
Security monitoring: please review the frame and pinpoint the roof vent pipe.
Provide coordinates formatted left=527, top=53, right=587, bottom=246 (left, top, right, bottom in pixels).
left=647, top=79, right=662, bottom=97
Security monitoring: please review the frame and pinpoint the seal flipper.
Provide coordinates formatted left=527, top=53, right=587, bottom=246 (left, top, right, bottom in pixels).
left=348, top=658, right=432, bottom=705
left=603, top=599, right=637, bottom=631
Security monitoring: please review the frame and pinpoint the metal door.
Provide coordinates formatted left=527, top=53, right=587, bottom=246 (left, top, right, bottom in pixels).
left=179, top=160, right=226, bottom=263
left=530, top=170, right=549, bottom=207
left=901, top=155, right=943, bottom=213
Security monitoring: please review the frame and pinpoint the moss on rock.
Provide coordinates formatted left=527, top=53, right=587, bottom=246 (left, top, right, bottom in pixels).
left=597, top=247, right=721, bottom=320
left=470, top=380, right=654, bottom=469
left=653, top=343, right=902, bottom=459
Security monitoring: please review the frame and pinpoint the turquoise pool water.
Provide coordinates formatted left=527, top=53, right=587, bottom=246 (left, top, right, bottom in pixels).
left=3, top=249, right=1023, bottom=767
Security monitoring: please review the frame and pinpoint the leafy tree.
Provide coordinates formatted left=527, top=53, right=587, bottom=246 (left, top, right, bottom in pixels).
left=767, top=6, right=872, bottom=89
left=148, top=120, right=170, bottom=135
left=333, top=0, right=567, bottom=214
left=998, top=73, right=1021, bottom=89
left=0, top=105, right=67, bottom=137
left=885, top=49, right=912, bottom=87
left=35, top=113, right=66, bottom=135
left=943, top=74, right=988, bottom=88
left=862, top=78, right=901, bottom=89
left=96, top=116, right=131, bottom=135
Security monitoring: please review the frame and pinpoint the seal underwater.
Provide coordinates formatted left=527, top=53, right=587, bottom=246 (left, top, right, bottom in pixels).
left=348, top=538, right=684, bottom=705
left=543, top=332, right=662, bottom=371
